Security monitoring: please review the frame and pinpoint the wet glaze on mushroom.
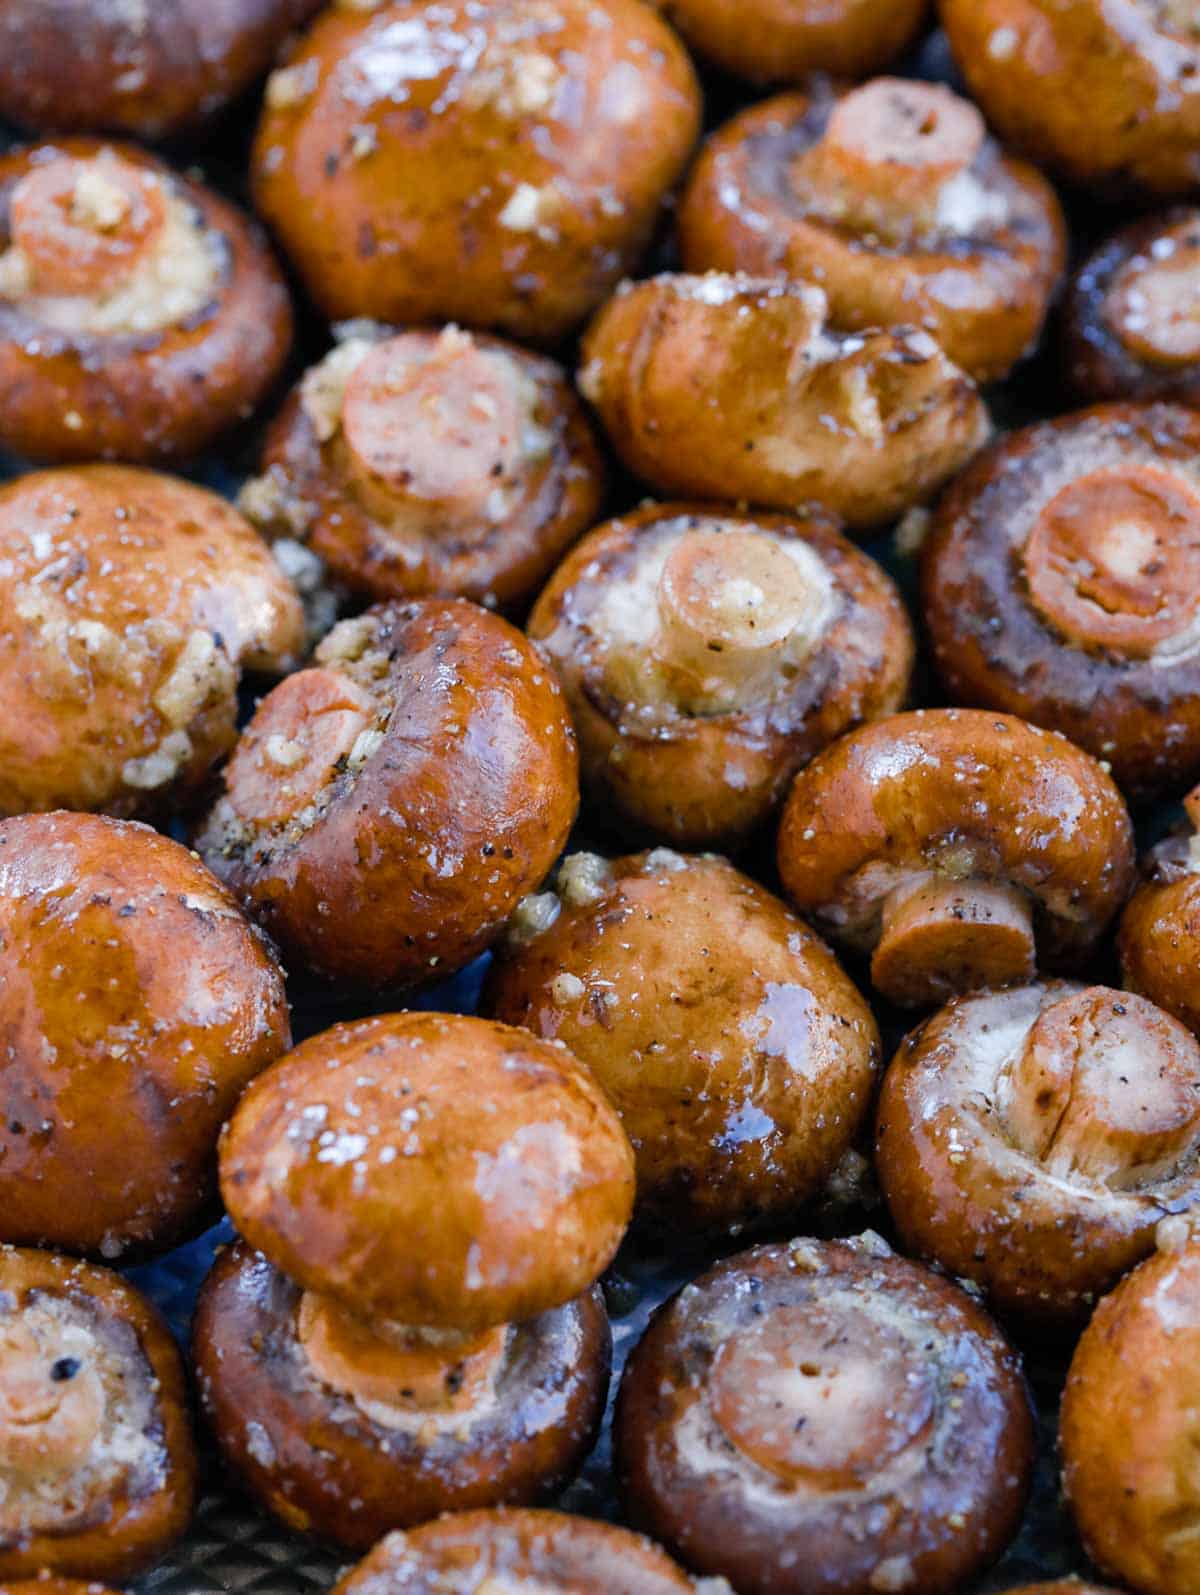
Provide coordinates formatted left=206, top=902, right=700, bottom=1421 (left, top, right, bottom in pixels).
left=197, top=1013, right=634, bottom=1546
left=776, top=709, right=1136, bottom=1008
left=877, top=981, right=1200, bottom=1324
left=616, top=1234, right=1035, bottom=1595
left=195, top=597, right=578, bottom=988
left=658, top=0, right=930, bottom=84
left=250, top=0, right=701, bottom=343
left=1120, top=783, right=1200, bottom=1038
left=677, top=77, right=1066, bottom=383
left=923, top=402, right=1200, bottom=801
left=0, top=139, right=292, bottom=464
left=487, top=849, right=880, bottom=1234
left=996, top=1585, right=1125, bottom=1594
left=240, top=322, right=604, bottom=610
left=526, top=502, right=913, bottom=847
left=0, top=1247, right=195, bottom=1582
left=0, top=465, right=303, bottom=818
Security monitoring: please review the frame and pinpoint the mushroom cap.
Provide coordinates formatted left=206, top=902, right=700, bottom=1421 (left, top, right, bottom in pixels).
left=249, top=0, right=701, bottom=342
left=659, top=0, right=931, bottom=82
left=1121, top=829, right=1200, bottom=1040
left=998, top=1586, right=1125, bottom=1594
left=0, top=464, right=303, bottom=818
left=219, top=1012, right=635, bottom=1331
left=487, top=849, right=880, bottom=1233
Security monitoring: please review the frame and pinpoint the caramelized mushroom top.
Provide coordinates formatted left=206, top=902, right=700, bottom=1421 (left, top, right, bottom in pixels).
left=658, top=0, right=931, bottom=83
left=1120, top=782, right=1200, bottom=1039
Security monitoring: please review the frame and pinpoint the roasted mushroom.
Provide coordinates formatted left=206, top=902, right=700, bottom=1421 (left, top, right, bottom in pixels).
left=923, top=402, right=1200, bottom=801
left=488, top=849, right=880, bottom=1233
left=777, top=709, right=1136, bottom=1008
left=195, top=597, right=577, bottom=987
left=197, top=1012, right=634, bottom=1546
left=0, top=1246, right=195, bottom=1582
left=677, top=77, right=1066, bottom=384
left=0, top=139, right=292, bottom=464
left=616, top=1233, right=1035, bottom=1595
left=997, top=1587, right=1123, bottom=1595
left=657, top=0, right=930, bottom=83
left=526, top=502, right=913, bottom=847
left=240, top=322, right=604, bottom=609
left=0, top=1584, right=121, bottom=1595
left=250, top=0, right=702, bottom=343
left=0, top=464, right=303, bottom=818
left=1120, top=783, right=1200, bottom=1038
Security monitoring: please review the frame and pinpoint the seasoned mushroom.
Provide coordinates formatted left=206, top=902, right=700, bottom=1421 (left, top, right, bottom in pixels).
left=877, top=981, right=1200, bottom=1323
left=240, top=322, right=604, bottom=609
left=250, top=0, right=701, bottom=343
left=940, top=0, right=1200, bottom=197
left=677, top=78, right=1066, bottom=383
left=0, top=139, right=291, bottom=464
left=0, top=1585, right=121, bottom=1595
left=0, top=812, right=290, bottom=1261
left=1061, top=1219, right=1200, bottom=1595
left=657, top=0, right=930, bottom=83
left=196, top=598, right=576, bottom=987
left=922, top=402, right=1200, bottom=801
left=0, top=0, right=324, bottom=139
left=0, top=1247, right=195, bottom=1582
left=579, top=273, right=989, bottom=530
left=997, top=1587, right=1122, bottom=1595
left=487, top=849, right=880, bottom=1233
left=777, top=709, right=1136, bottom=1008
left=616, top=1234, right=1035, bottom=1595
left=1120, top=784, right=1200, bottom=1038
left=526, top=503, right=913, bottom=847
left=0, top=465, right=303, bottom=818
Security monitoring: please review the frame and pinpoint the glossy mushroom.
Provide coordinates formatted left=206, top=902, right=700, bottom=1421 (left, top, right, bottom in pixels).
left=0, top=465, right=303, bottom=818
left=250, top=0, right=701, bottom=343
left=658, top=0, right=930, bottom=83
left=1120, top=783, right=1200, bottom=1038
left=487, top=849, right=880, bottom=1233
left=0, top=1247, right=195, bottom=1582
left=0, top=139, right=291, bottom=463
left=677, top=77, right=1066, bottom=383
left=616, top=1234, right=1035, bottom=1595
left=240, top=322, right=604, bottom=609
left=997, top=1587, right=1123, bottom=1595
left=777, top=709, right=1136, bottom=1008
left=579, top=273, right=989, bottom=529
left=923, top=402, right=1200, bottom=801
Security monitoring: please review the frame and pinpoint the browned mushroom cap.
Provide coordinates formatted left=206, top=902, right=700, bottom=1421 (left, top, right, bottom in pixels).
left=997, top=1586, right=1125, bottom=1595
left=877, top=981, right=1200, bottom=1324
left=0, top=465, right=303, bottom=818
left=616, top=1234, right=1035, bottom=1595
left=0, top=812, right=290, bottom=1261
left=250, top=0, right=701, bottom=344
left=1061, top=1220, right=1200, bottom=1595
left=0, top=139, right=291, bottom=464
left=579, top=273, right=989, bottom=530
left=923, top=403, right=1200, bottom=802
left=193, top=1241, right=611, bottom=1548
left=0, top=1247, right=195, bottom=1583
left=527, top=502, right=913, bottom=847
left=196, top=596, right=577, bottom=987
left=332, top=1508, right=704, bottom=1594
left=241, top=323, right=604, bottom=609
left=0, top=0, right=324, bottom=139
left=677, top=79, right=1066, bottom=384
left=0, top=1583, right=122, bottom=1595
left=1121, top=788, right=1200, bottom=1038
left=487, top=849, right=880, bottom=1233
left=777, top=709, right=1136, bottom=1008
left=940, top=0, right=1200, bottom=197
left=220, top=1012, right=635, bottom=1331
left=658, top=0, right=930, bottom=82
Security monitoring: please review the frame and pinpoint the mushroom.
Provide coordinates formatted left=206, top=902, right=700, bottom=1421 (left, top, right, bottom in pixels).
left=240, top=322, right=604, bottom=610
left=998, top=1587, right=1124, bottom=1595
left=940, top=0, right=1200, bottom=197
left=194, top=596, right=578, bottom=988
left=578, top=273, right=989, bottom=530
left=526, top=502, right=914, bottom=847
left=249, top=0, right=701, bottom=343
left=1061, top=1218, right=1200, bottom=1595
left=922, top=402, right=1200, bottom=801
left=196, top=1012, right=634, bottom=1545
left=876, top=981, right=1200, bottom=1324
left=1120, top=783, right=1200, bottom=1038
left=0, top=1246, right=195, bottom=1582
left=0, top=465, right=303, bottom=818
left=0, top=812, right=290, bottom=1261
left=776, top=709, right=1136, bottom=1008
left=0, top=139, right=292, bottom=464
left=677, top=77, right=1066, bottom=383
left=616, top=1233, right=1035, bottom=1595
left=657, top=0, right=931, bottom=83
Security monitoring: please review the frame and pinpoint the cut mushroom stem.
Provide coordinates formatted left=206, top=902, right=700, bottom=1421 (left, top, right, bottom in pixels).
left=8, top=153, right=166, bottom=296
left=0, top=1317, right=103, bottom=1480
left=1108, top=237, right=1200, bottom=367
left=871, top=876, right=1035, bottom=1007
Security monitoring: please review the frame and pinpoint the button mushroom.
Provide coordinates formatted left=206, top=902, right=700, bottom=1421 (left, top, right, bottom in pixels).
left=657, top=0, right=931, bottom=83
left=1120, top=782, right=1200, bottom=1038
left=776, top=709, right=1136, bottom=1008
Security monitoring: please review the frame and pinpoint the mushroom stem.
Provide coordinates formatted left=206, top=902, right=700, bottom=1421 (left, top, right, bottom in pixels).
left=871, top=876, right=1035, bottom=1007
left=0, top=1317, right=104, bottom=1479
left=1108, top=234, right=1200, bottom=367
left=7, top=153, right=166, bottom=297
